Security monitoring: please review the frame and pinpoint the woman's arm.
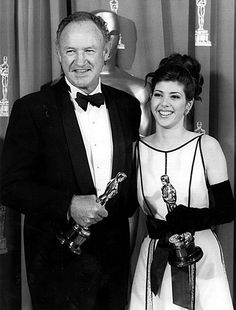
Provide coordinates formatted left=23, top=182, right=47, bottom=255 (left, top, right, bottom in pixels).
left=166, top=135, right=235, bottom=233
left=202, top=134, right=228, bottom=185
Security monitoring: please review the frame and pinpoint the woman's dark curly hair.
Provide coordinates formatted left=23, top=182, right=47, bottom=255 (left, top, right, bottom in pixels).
left=145, top=53, right=204, bottom=102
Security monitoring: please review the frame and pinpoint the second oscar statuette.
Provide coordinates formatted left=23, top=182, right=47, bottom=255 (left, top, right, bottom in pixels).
left=160, top=174, right=203, bottom=267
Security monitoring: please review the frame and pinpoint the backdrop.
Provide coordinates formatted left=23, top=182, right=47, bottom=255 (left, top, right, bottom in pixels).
left=0, top=1, right=235, bottom=309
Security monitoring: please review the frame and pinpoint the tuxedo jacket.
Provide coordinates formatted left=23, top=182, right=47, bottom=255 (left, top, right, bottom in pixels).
left=1, top=77, right=141, bottom=310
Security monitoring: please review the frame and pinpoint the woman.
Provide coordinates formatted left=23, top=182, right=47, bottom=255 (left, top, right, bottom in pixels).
left=129, top=54, right=235, bottom=310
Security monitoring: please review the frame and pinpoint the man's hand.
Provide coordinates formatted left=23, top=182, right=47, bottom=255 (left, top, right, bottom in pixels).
left=70, top=195, right=108, bottom=227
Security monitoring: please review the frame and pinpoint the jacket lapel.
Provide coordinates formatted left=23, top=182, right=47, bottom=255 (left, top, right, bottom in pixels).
left=52, top=78, right=95, bottom=194
left=102, top=84, right=126, bottom=179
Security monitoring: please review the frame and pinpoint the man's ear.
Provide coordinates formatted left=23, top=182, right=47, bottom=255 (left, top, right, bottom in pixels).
left=103, top=42, right=111, bottom=62
left=56, top=47, right=62, bottom=63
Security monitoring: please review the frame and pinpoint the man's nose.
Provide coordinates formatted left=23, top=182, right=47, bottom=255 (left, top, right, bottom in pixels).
left=75, top=51, right=86, bottom=65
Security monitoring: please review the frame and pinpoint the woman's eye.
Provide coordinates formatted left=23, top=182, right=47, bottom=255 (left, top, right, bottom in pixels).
left=171, top=95, right=181, bottom=100
left=153, top=93, right=162, bottom=98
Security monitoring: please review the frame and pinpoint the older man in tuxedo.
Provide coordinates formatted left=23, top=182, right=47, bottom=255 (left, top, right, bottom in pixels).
left=1, top=11, right=140, bottom=310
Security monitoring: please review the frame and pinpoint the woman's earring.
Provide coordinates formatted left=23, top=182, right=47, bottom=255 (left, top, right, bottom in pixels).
left=184, top=108, right=190, bottom=116
left=184, top=101, right=193, bottom=116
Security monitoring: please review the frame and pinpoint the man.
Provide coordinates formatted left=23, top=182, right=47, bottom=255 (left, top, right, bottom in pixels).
left=1, top=12, right=140, bottom=310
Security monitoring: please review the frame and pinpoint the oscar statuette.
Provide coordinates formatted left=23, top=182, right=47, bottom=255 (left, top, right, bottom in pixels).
left=160, top=175, right=203, bottom=268
left=57, top=172, right=127, bottom=255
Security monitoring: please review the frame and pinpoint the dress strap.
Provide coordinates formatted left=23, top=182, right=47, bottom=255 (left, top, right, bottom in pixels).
left=187, top=134, right=205, bottom=208
left=136, top=141, right=155, bottom=217
left=198, top=134, right=207, bottom=179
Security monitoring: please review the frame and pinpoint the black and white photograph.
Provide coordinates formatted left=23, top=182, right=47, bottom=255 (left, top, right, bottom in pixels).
left=0, top=1, right=235, bottom=309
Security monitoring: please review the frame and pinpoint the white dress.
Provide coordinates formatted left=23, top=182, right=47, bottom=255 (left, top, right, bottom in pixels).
left=129, top=135, right=233, bottom=310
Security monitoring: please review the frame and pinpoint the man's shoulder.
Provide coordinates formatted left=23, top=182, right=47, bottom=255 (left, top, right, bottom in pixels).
left=14, top=78, right=64, bottom=112
left=101, top=83, right=138, bottom=100
left=17, top=89, right=42, bottom=104
left=101, top=84, right=141, bottom=132
left=41, top=76, right=64, bottom=88
left=22, top=77, right=64, bottom=99
left=40, top=76, right=65, bottom=93
left=101, top=83, right=122, bottom=95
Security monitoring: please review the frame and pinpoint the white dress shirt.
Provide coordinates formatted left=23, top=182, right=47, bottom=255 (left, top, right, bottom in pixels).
left=65, top=77, right=113, bottom=197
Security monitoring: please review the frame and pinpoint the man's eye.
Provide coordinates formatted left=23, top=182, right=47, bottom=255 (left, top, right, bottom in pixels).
left=86, top=49, right=95, bottom=54
left=66, top=50, right=75, bottom=55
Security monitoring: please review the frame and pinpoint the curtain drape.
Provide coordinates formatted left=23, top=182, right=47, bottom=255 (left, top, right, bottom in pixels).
left=0, top=2, right=20, bottom=309
left=0, top=1, right=235, bottom=309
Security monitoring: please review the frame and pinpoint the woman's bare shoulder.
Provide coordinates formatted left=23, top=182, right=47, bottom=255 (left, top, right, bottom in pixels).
left=201, top=134, right=222, bottom=153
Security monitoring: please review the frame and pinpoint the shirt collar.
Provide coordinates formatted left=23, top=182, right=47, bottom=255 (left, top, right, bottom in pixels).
left=65, top=77, right=102, bottom=99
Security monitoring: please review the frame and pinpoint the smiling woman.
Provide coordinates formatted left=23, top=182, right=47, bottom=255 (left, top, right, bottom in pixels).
left=145, top=57, right=202, bottom=145
left=128, top=53, right=235, bottom=310
left=150, top=80, right=192, bottom=131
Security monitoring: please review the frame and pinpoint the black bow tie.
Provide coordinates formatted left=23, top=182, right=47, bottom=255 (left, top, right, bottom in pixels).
left=75, top=92, right=104, bottom=111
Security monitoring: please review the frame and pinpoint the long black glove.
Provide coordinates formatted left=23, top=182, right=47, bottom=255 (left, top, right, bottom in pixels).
left=146, top=216, right=172, bottom=242
left=166, top=180, right=236, bottom=234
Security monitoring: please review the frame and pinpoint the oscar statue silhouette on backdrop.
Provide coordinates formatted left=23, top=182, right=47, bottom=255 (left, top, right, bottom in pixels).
left=92, top=9, right=152, bottom=136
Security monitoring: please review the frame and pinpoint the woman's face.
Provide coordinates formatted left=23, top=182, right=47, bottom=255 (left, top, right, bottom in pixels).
left=151, top=80, right=190, bottom=129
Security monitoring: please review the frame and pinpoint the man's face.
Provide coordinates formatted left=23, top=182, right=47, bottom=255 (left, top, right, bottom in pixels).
left=57, top=20, right=109, bottom=93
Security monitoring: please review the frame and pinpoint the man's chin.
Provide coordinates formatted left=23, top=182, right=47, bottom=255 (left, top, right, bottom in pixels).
left=71, top=78, right=90, bottom=90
